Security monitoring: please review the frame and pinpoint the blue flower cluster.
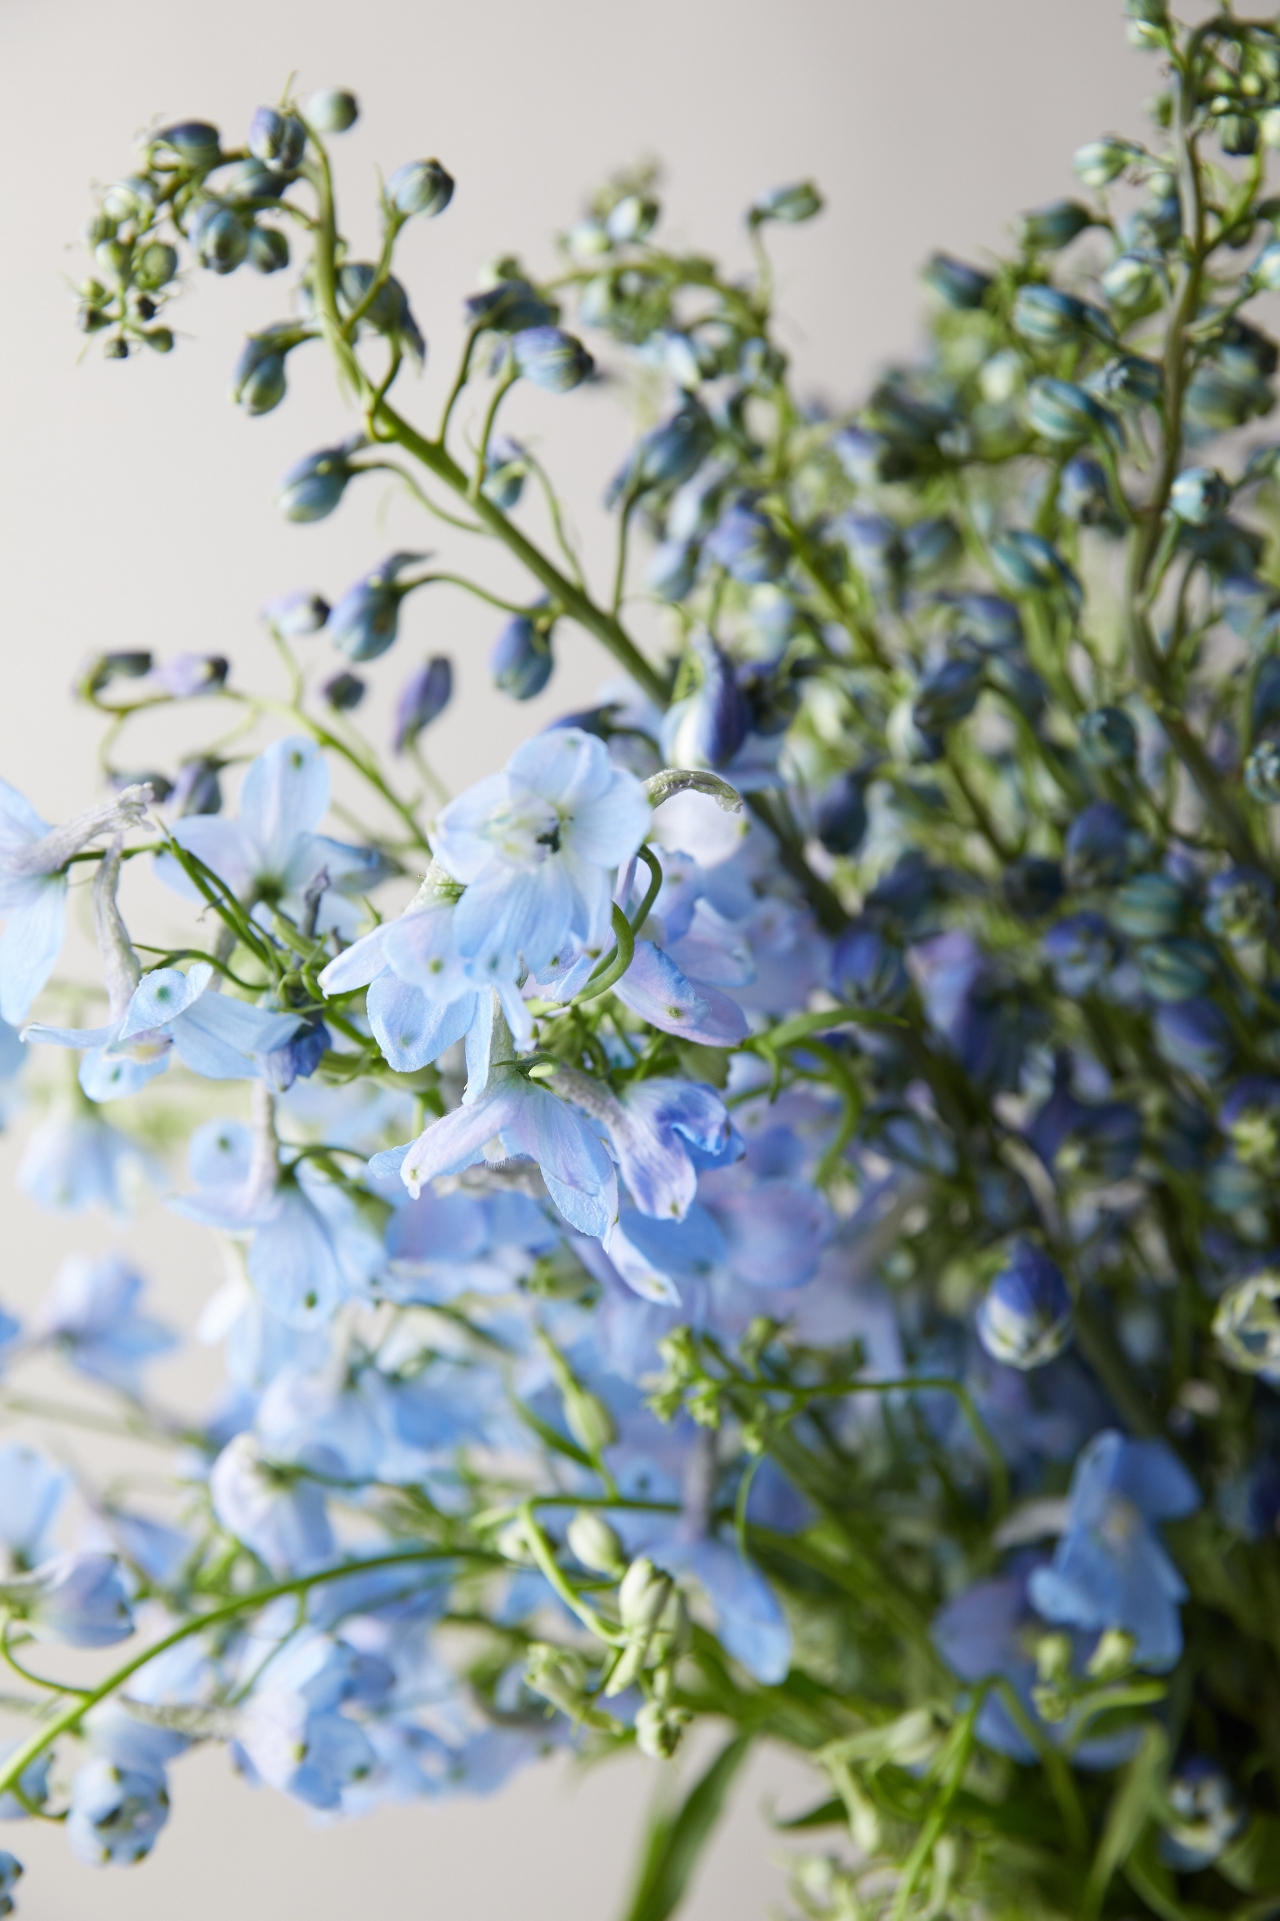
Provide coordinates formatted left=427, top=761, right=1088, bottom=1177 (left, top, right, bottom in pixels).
left=7, top=8, right=1280, bottom=1915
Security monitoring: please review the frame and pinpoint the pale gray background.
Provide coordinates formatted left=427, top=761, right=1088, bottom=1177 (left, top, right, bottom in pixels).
left=0, top=2, right=1151, bottom=1915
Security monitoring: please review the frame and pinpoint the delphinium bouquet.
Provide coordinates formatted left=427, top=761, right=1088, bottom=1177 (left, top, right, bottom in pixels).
left=3, top=3, right=1280, bottom=1915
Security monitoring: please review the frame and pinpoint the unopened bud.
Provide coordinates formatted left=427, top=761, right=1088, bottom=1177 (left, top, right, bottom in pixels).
left=567, top=1511, right=625, bottom=1575
left=619, top=1557, right=673, bottom=1635
left=636, top=1701, right=691, bottom=1760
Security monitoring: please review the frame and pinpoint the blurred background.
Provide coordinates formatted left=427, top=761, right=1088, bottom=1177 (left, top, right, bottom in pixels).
left=0, top=1, right=1151, bottom=1913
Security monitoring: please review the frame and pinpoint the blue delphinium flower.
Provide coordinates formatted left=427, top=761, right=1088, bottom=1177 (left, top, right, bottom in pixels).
left=209, top=1432, right=334, bottom=1573
left=1027, top=1430, right=1200, bottom=1667
left=432, top=727, right=650, bottom=983
left=18, top=1106, right=161, bottom=1215
left=0, top=1445, right=67, bottom=1570
left=34, top=1254, right=175, bottom=1393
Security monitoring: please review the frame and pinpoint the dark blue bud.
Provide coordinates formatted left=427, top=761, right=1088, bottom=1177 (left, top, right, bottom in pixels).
left=231, top=338, right=286, bottom=415
left=262, top=590, right=329, bottom=637
left=831, top=920, right=908, bottom=1009
left=813, top=773, right=867, bottom=856
left=306, top=89, right=359, bottom=133
left=387, top=159, right=454, bottom=218
left=836, top=512, right=905, bottom=599
left=1002, top=856, right=1064, bottom=920
left=1205, top=867, right=1275, bottom=942
left=1154, top=998, right=1235, bottom=1080
left=1090, top=355, right=1164, bottom=409
left=394, top=656, right=452, bottom=752
left=1246, top=740, right=1280, bottom=802
left=1136, top=937, right=1217, bottom=1001
left=248, top=108, right=306, bottom=174
left=263, top=1020, right=331, bottom=1094
left=922, top=253, right=991, bottom=309
left=942, top=594, right=1023, bottom=649
left=1170, top=465, right=1230, bottom=524
left=191, top=205, right=249, bottom=275
left=277, top=439, right=364, bottom=523
left=1025, top=377, right=1121, bottom=448
left=170, top=756, right=223, bottom=816
left=1109, top=872, right=1186, bottom=939
left=912, top=655, right=983, bottom=733
left=464, top=279, right=559, bottom=333
left=480, top=436, right=528, bottom=509
left=704, top=502, right=788, bottom=584
left=748, top=181, right=823, bottom=226
left=1079, top=705, right=1137, bottom=768
left=491, top=615, right=554, bottom=699
left=512, top=326, right=593, bottom=392
left=217, top=159, right=288, bottom=204
left=831, top=426, right=916, bottom=486
left=326, top=554, right=422, bottom=663
left=1016, top=199, right=1095, bottom=251
left=667, top=638, right=751, bottom=768
left=608, top=402, right=713, bottom=505
left=337, top=265, right=425, bottom=361
left=989, top=530, right=1081, bottom=605
left=321, top=670, right=365, bottom=712
left=1043, top=913, right=1115, bottom=993
left=976, top=1241, right=1073, bottom=1369
left=1058, top=452, right=1113, bottom=524
left=1158, top=1760, right=1245, bottom=1875
left=901, top=515, right=961, bottom=577
left=246, top=228, right=290, bottom=274
left=153, top=121, right=221, bottom=166
left=646, top=539, right=699, bottom=601
left=1065, top=801, right=1141, bottom=889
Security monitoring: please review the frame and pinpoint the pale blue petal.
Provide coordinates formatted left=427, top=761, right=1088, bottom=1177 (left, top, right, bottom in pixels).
left=613, top=941, right=747, bottom=1046
left=709, top=1178, right=834, bottom=1288
left=248, top=1190, right=343, bottom=1325
left=120, top=964, right=212, bottom=1039
left=454, top=865, right=574, bottom=978
left=80, top=1048, right=169, bottom=1103
left=0, top=880, right=68, bottom=1023
left=367, top=973, right=475, bottom=1072
left=400, top=1087, right=524, bottom=1195
left=508, top=729, right=612, bottom=810
left=240, top=737, right=330, bottom=876
left=170, top=996, right=304, bottom=1080
left=661, top=1538, right=791, bottom=1685
left=432, top=773, right=511, bottom=883
left=23, top=1020, right=118, bottom=1049
left=317, top=925, right=391, bottom=995
left=562, top=773, right=651, bottom=867
left=163, top=818, right=256, bottom=899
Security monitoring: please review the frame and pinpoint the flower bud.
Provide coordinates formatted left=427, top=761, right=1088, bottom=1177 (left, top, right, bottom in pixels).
left=705, top=501, right=788, bottom=584
left=192, top=205, right=249, bottom=275
left=1025, top=377, right=1120, bottom=448
left=512, top=326, right=593, bottom=392
left=0, top=1853, right=20, bottom=1917
left=748, top=181, right=823, bottom=226
left=133, top=241, right=179, bottom=291
left=1064, top=801, right=1141, bottom=889
left=1101, top=250, right=1159, bottom=311
left=247, top=227, right=290, bottom=274
left=619, top=1557, right=673, bottom=1634
left=1003, top=856, right=1064, bottom=920
left=1137, top=937, right=1216, bottom=1002
left=1074, top=136, right=1143, bottom=187
left=68, top=1759, right=169, bottom=1867
left=393, top=656, right=452, bottom=753
left=976, top=1241, right=1073, bottom=1369
left=831, top=920, right=908, bottom=1009
left=231, top=338, right=286, bottom=416
left=306, top=88, right=359, bottom=133
left=94, top=237, right=131, bottom=282
left=491, top=614, right=554, bottom=699
left=1215, top=1271, right=1280, bottom=1373
left=647, top=538, right=699, bottom=602
left=1012, top=285, right=1111, bottom=346
left=1109, top=872, right=1185, bottom=940
left=814, top=772, right=867, bottom=856
left=277, top=439, right=363, bottom=522
left=480, top=436, right=529, bottom=509
left=142, top=326, right=174, bottom=354
left=566, top=1511, right=626, bottom=1575
left=605, top=194, right=659, bottom=243
left=1154, top=998, right=1235, bottom=1081
left=1043, top=912, right=1115, bottom=993
left=565, top=1384, right=618, bottom=1457
left=1078, top=705, right=1137, bottom=768
left=1159, top=1760, right=1245, bottom=1873
left=0, top=1552, right=133, bottom=1646
left=153, top=121, right=221, bottom=167
left=1169, top=465, right=1229, bottom=524
left=1218, top=113, right=1259, bottom=158
left=248, top=107, right=306, bottom=173
left=912, top=654, right=983, bottom=733
left=327, top=556, right=419, bottom=662
left=1205, top=868, right=1275, bottom=943
left=1246, top=740, right=1280, bottom=802
left=387, top=159, right=455, bottom=218
left=922, top=253, right=991, bottom=309
left=665, top=637, right=751, bottom=769
left=1016, top=199, right=1094, bottom=252
left=262, top=590, right=330, bottom=637
left=989, top=530, right=1080, bottom=604
left=1058, top=452, right=1112, bottom=524
left=321, top=670, right=365, bottom=712
left=636, top=1701, right=691, bottom=1760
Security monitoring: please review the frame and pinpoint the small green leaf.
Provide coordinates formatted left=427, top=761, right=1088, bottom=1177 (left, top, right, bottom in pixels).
left=619, top=1734, right=751, bottom=1921
left=1084, top=1723, right=1168, bottom=1918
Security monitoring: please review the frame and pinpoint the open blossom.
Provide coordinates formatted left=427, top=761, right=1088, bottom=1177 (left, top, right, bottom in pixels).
left=432, top=728, right=650, bottom=981
left=0, top=780, right=150, bottom=1023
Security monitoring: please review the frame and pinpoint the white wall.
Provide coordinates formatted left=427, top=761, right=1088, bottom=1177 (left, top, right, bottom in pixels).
left=0, top=2, right=1150, bottom=1915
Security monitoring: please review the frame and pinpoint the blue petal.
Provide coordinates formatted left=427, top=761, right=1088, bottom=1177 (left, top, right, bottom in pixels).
left=0, top=880, right=67, bottom=1024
